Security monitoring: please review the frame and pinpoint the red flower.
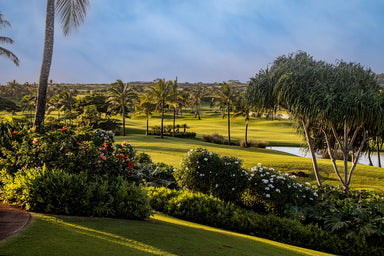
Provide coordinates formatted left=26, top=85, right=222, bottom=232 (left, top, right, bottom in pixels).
left=116, top=154, right=125, bottom=158
left=61, top=126, right=68, bottom=131
left=127, top=170, right=131, bottom=175
left=100, top=154, right=106, bottom=160
left=128, top=161, right=134, bottom=169
left=11, top=131, right=18, bottom=135
left=103, top=142, right=108, bottom=147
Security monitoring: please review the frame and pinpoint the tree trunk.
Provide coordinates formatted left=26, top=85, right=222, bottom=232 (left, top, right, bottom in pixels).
left=377, top=136, right=382, bottom=168
left=172, top=107, right=176, bottom=137
left=160, top=100, right=164, bottom=138
left=227, top=106, right=231, bottom=145
left=146, top=117, right=149, bottom=136
left=367, top=147, right=373, bottom=166
left=244, top=117, right=249, bottom=148
left=302, top=118, right=322, bottom=187
left=122, top=97, right=125, bottom=136
left=34, top=0, right=54, bottom=132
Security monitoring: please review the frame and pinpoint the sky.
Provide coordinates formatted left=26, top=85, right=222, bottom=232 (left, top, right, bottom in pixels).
left=1, top=0, right=384, bottom=84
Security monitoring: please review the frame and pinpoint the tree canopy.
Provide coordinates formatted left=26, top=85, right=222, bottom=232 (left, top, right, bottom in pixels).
left=246, top=51, right=384, bottom=191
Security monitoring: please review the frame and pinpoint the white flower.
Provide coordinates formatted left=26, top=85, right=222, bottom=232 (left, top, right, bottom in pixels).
left=204, top=157, right=208, bottom=161
left=190, top=149, right=193, bottom=151
left=276, top=188, right=281, bottom=193
left=269, top=184, right=274, bottom=189
left=196, top=161, right=199, bottom=164
left=265, top=194, right=270, bottom=198
left=269, top=168, right=275, bottom=171
left=309, top=198, right=313, bottom=201
left=185, top=167, right=189, bottom=170
left=262, top=179, right=269, bottom=184
left=305, top=182, right=310, bottom=185
left=303, top=195, right=306, bottom=198
left=265, top=171, right=270, bottom=175
left=265, top=187, right=270, bottom=191
left=257, top=163, right=262, bottom=167
left=235, top=161, right=239, bottom=164
left=208, top=152, right=213, bottom=156
left=197, top=166, right=200, bottom=169
left=215, top=184, right=219, bottom=188
left=313, top=192, right=318, bottom=197
left=254, top=183, right=257, bottom=186
left=232, top=188, right=235, bottom=190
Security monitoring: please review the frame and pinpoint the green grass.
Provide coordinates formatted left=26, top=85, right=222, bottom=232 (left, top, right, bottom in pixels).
left=0, top=213, right=334, bottom=256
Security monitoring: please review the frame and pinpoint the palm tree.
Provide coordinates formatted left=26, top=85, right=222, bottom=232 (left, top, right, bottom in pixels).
left=147, top=78, right=173, bottom=138
left=232, top=93, right=252, bottom=148
left=0, top=12, right=19, bottom=66
left=108, top=79, right=137, bottom=136
left=213, top=82, right=239, bottom=145
left=34, top=0, right=90, bottom=132
left=169, top=77, right=182, bottom=137
left=188, top=84, right=206, bottom=120
left=136, top=93, right=155, bottom=135
left=20, top=95, right=36, bottom=124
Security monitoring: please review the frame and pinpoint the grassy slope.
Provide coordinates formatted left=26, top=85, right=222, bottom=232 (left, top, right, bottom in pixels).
left=0, top=213, right=334, bottom=256
left=117, top=110, right=384, bottom=192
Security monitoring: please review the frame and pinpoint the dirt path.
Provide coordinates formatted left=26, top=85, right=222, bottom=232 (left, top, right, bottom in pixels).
left=0, top=202, right=30, bottom=240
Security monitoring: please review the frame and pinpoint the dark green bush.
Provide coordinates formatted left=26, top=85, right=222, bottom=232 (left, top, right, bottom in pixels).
left=146, top=187, right=352, bottom=255
left=0, top=166, right=151, bottom=219
left=202, top=133, right=224, bottom=144
left=175, top=148, right=248, bottom=203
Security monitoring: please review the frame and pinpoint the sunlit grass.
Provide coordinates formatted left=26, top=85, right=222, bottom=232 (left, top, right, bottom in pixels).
left=0, top=213, right=335, bottom=256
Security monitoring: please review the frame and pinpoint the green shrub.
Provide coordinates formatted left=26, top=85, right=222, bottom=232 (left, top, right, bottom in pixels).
left=0, top=167, right=151, bottom=219
left=175, top=148, right=248, bottom=203
left=135, top=152, right=152, bottom=164
left=202, top=133, right=224, bottom=144
left=240, top=139, right=269, bottom=148
left=146, top=187, right=351, bottom=255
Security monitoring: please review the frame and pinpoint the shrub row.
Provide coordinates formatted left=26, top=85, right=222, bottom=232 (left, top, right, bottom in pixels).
left=0, top=166, right=151, bottom=219
left=147, top=131, right=196, bottom=138
left=146, top=187, right=383, bottom=256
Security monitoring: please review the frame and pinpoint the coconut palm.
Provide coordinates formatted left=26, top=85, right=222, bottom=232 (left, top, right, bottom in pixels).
left=187, top=84, right=206, bottom=120
left=20, top=95, right=36, bottom=124
left=0, top=12, right=19, bottom=66
left=108, top=79, right=137, bottom=136
left=213, top=82, right=239, bottom=145
left=232, top=93, right=252, bottom=148
left=136, top=93, right=155, bottom=135
left=147, top=78, right=173, bottom=138
left=169, top=77, right=182, bottom=137
left=34, top=0, right=90, bottom=132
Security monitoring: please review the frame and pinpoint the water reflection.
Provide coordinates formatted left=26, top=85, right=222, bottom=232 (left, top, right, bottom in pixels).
left=266, top=146, right=384, bottom=168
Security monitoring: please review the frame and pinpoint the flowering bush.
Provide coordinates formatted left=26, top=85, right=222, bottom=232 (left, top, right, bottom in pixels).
left=246, top=163, right=318, bottom=215
left=175, top=148, right=248, bottom=203
left=0, top=126, right=137, bottom=179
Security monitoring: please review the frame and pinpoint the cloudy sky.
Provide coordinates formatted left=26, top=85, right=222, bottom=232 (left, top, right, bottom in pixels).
left=1, top=0, right=384, bottom=84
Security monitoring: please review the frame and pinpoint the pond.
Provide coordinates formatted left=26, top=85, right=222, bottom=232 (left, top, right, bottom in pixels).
left=266, top=146, right=384, bottom=168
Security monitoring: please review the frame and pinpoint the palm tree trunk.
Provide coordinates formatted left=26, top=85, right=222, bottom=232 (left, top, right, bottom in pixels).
left=122, top=97, right=125, bottom=136
left=34, top=0, right=54, bottom=132
left=227, top=106, right=231, bottom=145
left=172, top=107, right=176, bottom=137
left=146, top=117, right=149, bottom=136
left=367, top=147, right=373, bottom=166
left=244, top=117, right=249, bottom=148
left=377, top=136, right=382, bottom=168
left=160, top=100, right=164, bottom=138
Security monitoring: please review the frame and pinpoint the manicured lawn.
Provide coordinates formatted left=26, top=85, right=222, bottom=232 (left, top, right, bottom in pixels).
left=0, top=213, right=334, bottom=256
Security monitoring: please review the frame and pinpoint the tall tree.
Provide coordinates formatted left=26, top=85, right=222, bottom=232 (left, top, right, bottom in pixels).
left=136, top=93, right=155, bottom=135
left=247, top=51, right=384, bottom=191
left=34, top=0, right=90, bottom=132
left=188, top=84, right=206, bottom=120
left=232, top=93, right=252, bottom=148
left=147, top=78, right=172, bottom=138
left=108, top=79, right=136, bottom=136
left=213, top=82, right=239, bottom=145
left=169, top=77, right=181, bottom=137
left=0, top=12, right=19, bottom=66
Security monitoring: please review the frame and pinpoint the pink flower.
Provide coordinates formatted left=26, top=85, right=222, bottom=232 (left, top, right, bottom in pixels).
left=100, top=154, right=106, bottom=160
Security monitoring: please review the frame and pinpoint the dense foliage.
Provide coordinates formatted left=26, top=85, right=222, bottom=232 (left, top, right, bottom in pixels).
left=175, top=148, right=248, bottom=203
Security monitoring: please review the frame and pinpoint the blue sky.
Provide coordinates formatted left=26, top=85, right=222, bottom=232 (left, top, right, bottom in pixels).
left=1, top=0, right=384, bottom=84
